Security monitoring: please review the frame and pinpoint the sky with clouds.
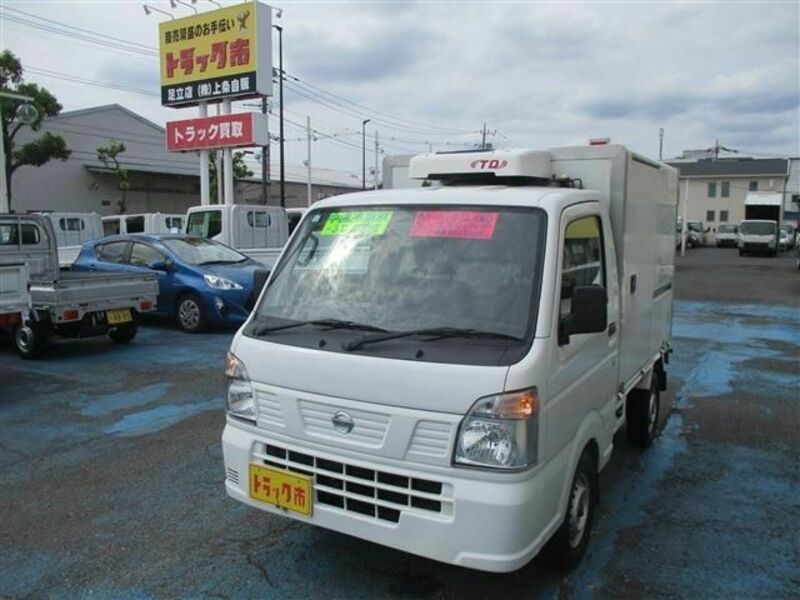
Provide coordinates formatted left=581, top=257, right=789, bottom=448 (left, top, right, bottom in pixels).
left=1, top=0, right=798, bottom=182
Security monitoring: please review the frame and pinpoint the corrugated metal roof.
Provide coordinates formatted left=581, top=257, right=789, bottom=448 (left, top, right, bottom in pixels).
left=666, top=158, right=788, bottom=177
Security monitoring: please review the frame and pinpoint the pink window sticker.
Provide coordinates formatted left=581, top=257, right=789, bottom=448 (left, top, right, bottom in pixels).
left=409, top=211, right=499, bottom=240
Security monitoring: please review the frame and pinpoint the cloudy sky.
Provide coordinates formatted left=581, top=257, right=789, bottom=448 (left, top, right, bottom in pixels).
left=2, top=0, right=798, bottom=182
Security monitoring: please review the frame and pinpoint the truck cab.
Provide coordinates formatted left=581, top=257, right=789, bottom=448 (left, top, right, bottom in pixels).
left=221, top=146, right=676, bottom=572
left=102, top=213, right=185, bottom=237
left=185, top=205, right=288, bottom=268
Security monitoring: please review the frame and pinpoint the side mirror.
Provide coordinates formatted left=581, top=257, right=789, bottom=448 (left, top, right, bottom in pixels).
left=559, top=285, right=608, bottom=345
left=149, top=258, right=174, bottom=271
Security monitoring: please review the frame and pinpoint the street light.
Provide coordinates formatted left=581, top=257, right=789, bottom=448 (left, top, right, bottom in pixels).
left=362, top=119, right=370, bottom=190
left=170, top=0, right=198, bottom=13
left=273, top=24, right=285, bottom=207
left=142, top=4, right=175, bottom=19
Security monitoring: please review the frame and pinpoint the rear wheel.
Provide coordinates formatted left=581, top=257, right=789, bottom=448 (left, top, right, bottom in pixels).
left=109, top=319, right=138, bottom=343
left=626, top=371, right=660, bottom=448
left=176, top=293, right=206, bottom=333
left=543, top=450, right=597, bottom=570
left=13, top=321, right=46, bottom=359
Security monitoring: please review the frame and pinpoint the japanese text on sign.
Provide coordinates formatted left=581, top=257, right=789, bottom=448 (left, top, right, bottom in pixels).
left=409, top=211, right=499, bottom=240
left=321, top=211, right=394, bottom=236
left=158, top=1, right=271, bottom=107
left=166, top=113, right=266, bottom=152
left=249, top=465, right=312, bottom=516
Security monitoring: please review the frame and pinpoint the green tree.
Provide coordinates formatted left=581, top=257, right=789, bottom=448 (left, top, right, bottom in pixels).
left=1, top=50, right=71, bottom=211
left=209, top=150, right=253, bottom=203
left=96, top=141, right=130, bottom=214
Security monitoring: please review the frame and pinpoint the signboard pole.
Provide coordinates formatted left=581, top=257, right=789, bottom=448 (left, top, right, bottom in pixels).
left=374, top=130, right=379, bottom=190
left=681, top=178, right=688, bottom=257
left=215, top=104, right=223, bottom=204
left=306, top=115, right=312, bottom=207
left=199, top=101, right=210, bottom=206
left=222, top=98, right=234, bottom=205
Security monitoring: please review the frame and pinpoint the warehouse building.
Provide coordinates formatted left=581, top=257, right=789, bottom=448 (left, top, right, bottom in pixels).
left=9, top=104, right=359, bottom=215
left=667, top=153, right=794, bottom=228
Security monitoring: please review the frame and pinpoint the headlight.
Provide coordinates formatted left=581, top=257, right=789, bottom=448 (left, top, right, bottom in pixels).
left=454, top=388, right=539, bottom=470
left=225, top=352, right=255, bottom=421
left=204, top=274, right=243, bottom=290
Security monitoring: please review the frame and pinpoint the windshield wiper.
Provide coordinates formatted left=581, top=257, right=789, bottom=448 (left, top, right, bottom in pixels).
left=343, top=327, right=524, bottom=352
left=252, top=318, right=389, bottom=336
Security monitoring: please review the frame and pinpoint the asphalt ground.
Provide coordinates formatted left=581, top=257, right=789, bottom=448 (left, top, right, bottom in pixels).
left=1, top=247, right=798, bottom=599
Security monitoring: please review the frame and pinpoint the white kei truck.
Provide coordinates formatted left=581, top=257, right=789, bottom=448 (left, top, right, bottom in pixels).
left=221, top=145, right=678, bottom=572
left=40, top=212, right=104, bottom=268
left=0, top=214, right=158, bottom=358
left=102, top=213, right=185, bottom=237
left=185, top=204, right=289, bottom=269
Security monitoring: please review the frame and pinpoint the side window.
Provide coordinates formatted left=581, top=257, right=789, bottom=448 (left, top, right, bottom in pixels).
left=166, top=217, right=183, bottom=230
left=130, top=242, right=164, bottom=267
left=560, top=216, right=605, bottom=320
left=96, top=241, right=129, bottom=263
left=59, top=218, right=84, bottom=231
left=721, top=182, right=730, bottom=198
left=706, top=210, right=715, bottom=222
left=20, top=224, right=41, bottom=245
left=247, top=211, right=270, bottom=227
left=707, top=182, right=717, bottom=197
left=126, top=216, right=145, bottom=233
left=0, top=224, right=16, bottom=245
left=103, top=220, right=120, bottom=236
left=749, top=181, right=758, bottom=192
left=187, top=211, right=221, bottom=238
left=720, top=210, right=729, bottom=223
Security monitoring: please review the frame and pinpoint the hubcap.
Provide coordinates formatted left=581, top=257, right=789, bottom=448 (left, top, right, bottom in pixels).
left=15, top=326, right=33, bottom=351
left=179, top=299, right=200, bottom=329
left=568, top=472, right=590, bottom=548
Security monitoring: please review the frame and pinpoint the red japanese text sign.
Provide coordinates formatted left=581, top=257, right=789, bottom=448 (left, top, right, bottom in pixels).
left=410, top=210, right=500, bottom=240
left=166, top=112, right=267, bottom=152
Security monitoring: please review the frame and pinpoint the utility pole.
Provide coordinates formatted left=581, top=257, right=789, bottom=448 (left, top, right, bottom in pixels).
left=199, top=101, right=210, bottom=206
left=659, top=127, right=664, bottom=161
left=362, top=118, right=370, bottom=189
left=273, top=24, right=285, bottom=207
left=306, top=115, right=312, bottom=207
left=261, top=95, right=268, bottom=204
left=481, top=122, right=487, bottom=149
left=374, top=130, right=379, bottom=190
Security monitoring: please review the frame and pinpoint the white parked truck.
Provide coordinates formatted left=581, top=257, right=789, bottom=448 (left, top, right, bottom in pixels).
left=185, top=204, right=288, bottom=268
left=740, top=193, right=782, bottom=256
left=40, top=212, right=103, bottom=268
left=221, top=145, right=677, bottom=572
left=102, top=213, right=185, bottom=237
left=0, top=214, right=158, bottom=358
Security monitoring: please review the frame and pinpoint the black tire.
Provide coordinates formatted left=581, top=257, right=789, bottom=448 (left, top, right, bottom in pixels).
left=543, top=450, right=597, bottom=570
left=626, top=371, right=660, bottom=448
left=176, top=293, right=206, bottom=333
left=108, top=320, right=138, bottom=343
left=13, top=321, right=46, bottom=359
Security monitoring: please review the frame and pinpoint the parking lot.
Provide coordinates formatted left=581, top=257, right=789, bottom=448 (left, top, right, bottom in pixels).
left=1, top=247, right=798, bottom=599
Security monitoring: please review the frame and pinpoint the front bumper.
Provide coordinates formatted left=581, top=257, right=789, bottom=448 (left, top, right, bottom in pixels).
left=222, top=420, right=562, bottom=572
left=202, top=288, right=252, bottom=325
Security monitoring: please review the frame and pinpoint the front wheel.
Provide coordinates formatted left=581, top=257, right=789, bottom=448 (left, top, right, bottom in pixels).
left=109, top=320, right=138, bottom=343
left=543, top=451, right=597, bottom=570
left=176, top=293, right=206, bottom=333
left=626, top=371, right=660, bottom=448
left=13, top=321, right=46, bottom=359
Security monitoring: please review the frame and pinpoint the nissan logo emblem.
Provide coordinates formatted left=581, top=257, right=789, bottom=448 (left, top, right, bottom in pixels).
left=331, top=411, right=355, bottom=434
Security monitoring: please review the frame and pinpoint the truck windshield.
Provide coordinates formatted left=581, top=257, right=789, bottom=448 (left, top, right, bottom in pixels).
left=162, top=237, right=247, bottom=265
left=256, top=206, right=545, bottom=340
left=740, top=222, right=775, bottom=235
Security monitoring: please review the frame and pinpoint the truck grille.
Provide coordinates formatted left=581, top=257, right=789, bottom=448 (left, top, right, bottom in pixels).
left=253, top=442, right=452, bottom=524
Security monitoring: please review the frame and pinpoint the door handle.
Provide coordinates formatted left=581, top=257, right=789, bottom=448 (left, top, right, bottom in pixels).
left=608, top=322, right=617, bottom=336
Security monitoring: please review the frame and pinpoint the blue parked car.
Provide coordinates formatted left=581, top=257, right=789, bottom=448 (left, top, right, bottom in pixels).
left=72, top=234, right=270, bottom=332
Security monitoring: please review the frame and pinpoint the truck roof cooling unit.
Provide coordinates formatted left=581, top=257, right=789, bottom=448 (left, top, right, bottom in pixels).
left=408, top=149, right=552, bottom=185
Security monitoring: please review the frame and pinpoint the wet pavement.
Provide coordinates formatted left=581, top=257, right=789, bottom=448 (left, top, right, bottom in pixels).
left=1, top=248, right=798, bottom=599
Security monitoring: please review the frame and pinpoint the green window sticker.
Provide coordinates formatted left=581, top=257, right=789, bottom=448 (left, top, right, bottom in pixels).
left=321, top=211, right=393, bottom=236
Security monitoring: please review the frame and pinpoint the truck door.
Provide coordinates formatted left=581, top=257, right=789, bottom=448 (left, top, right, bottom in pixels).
left=546, top=207, right=619, bottom=462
